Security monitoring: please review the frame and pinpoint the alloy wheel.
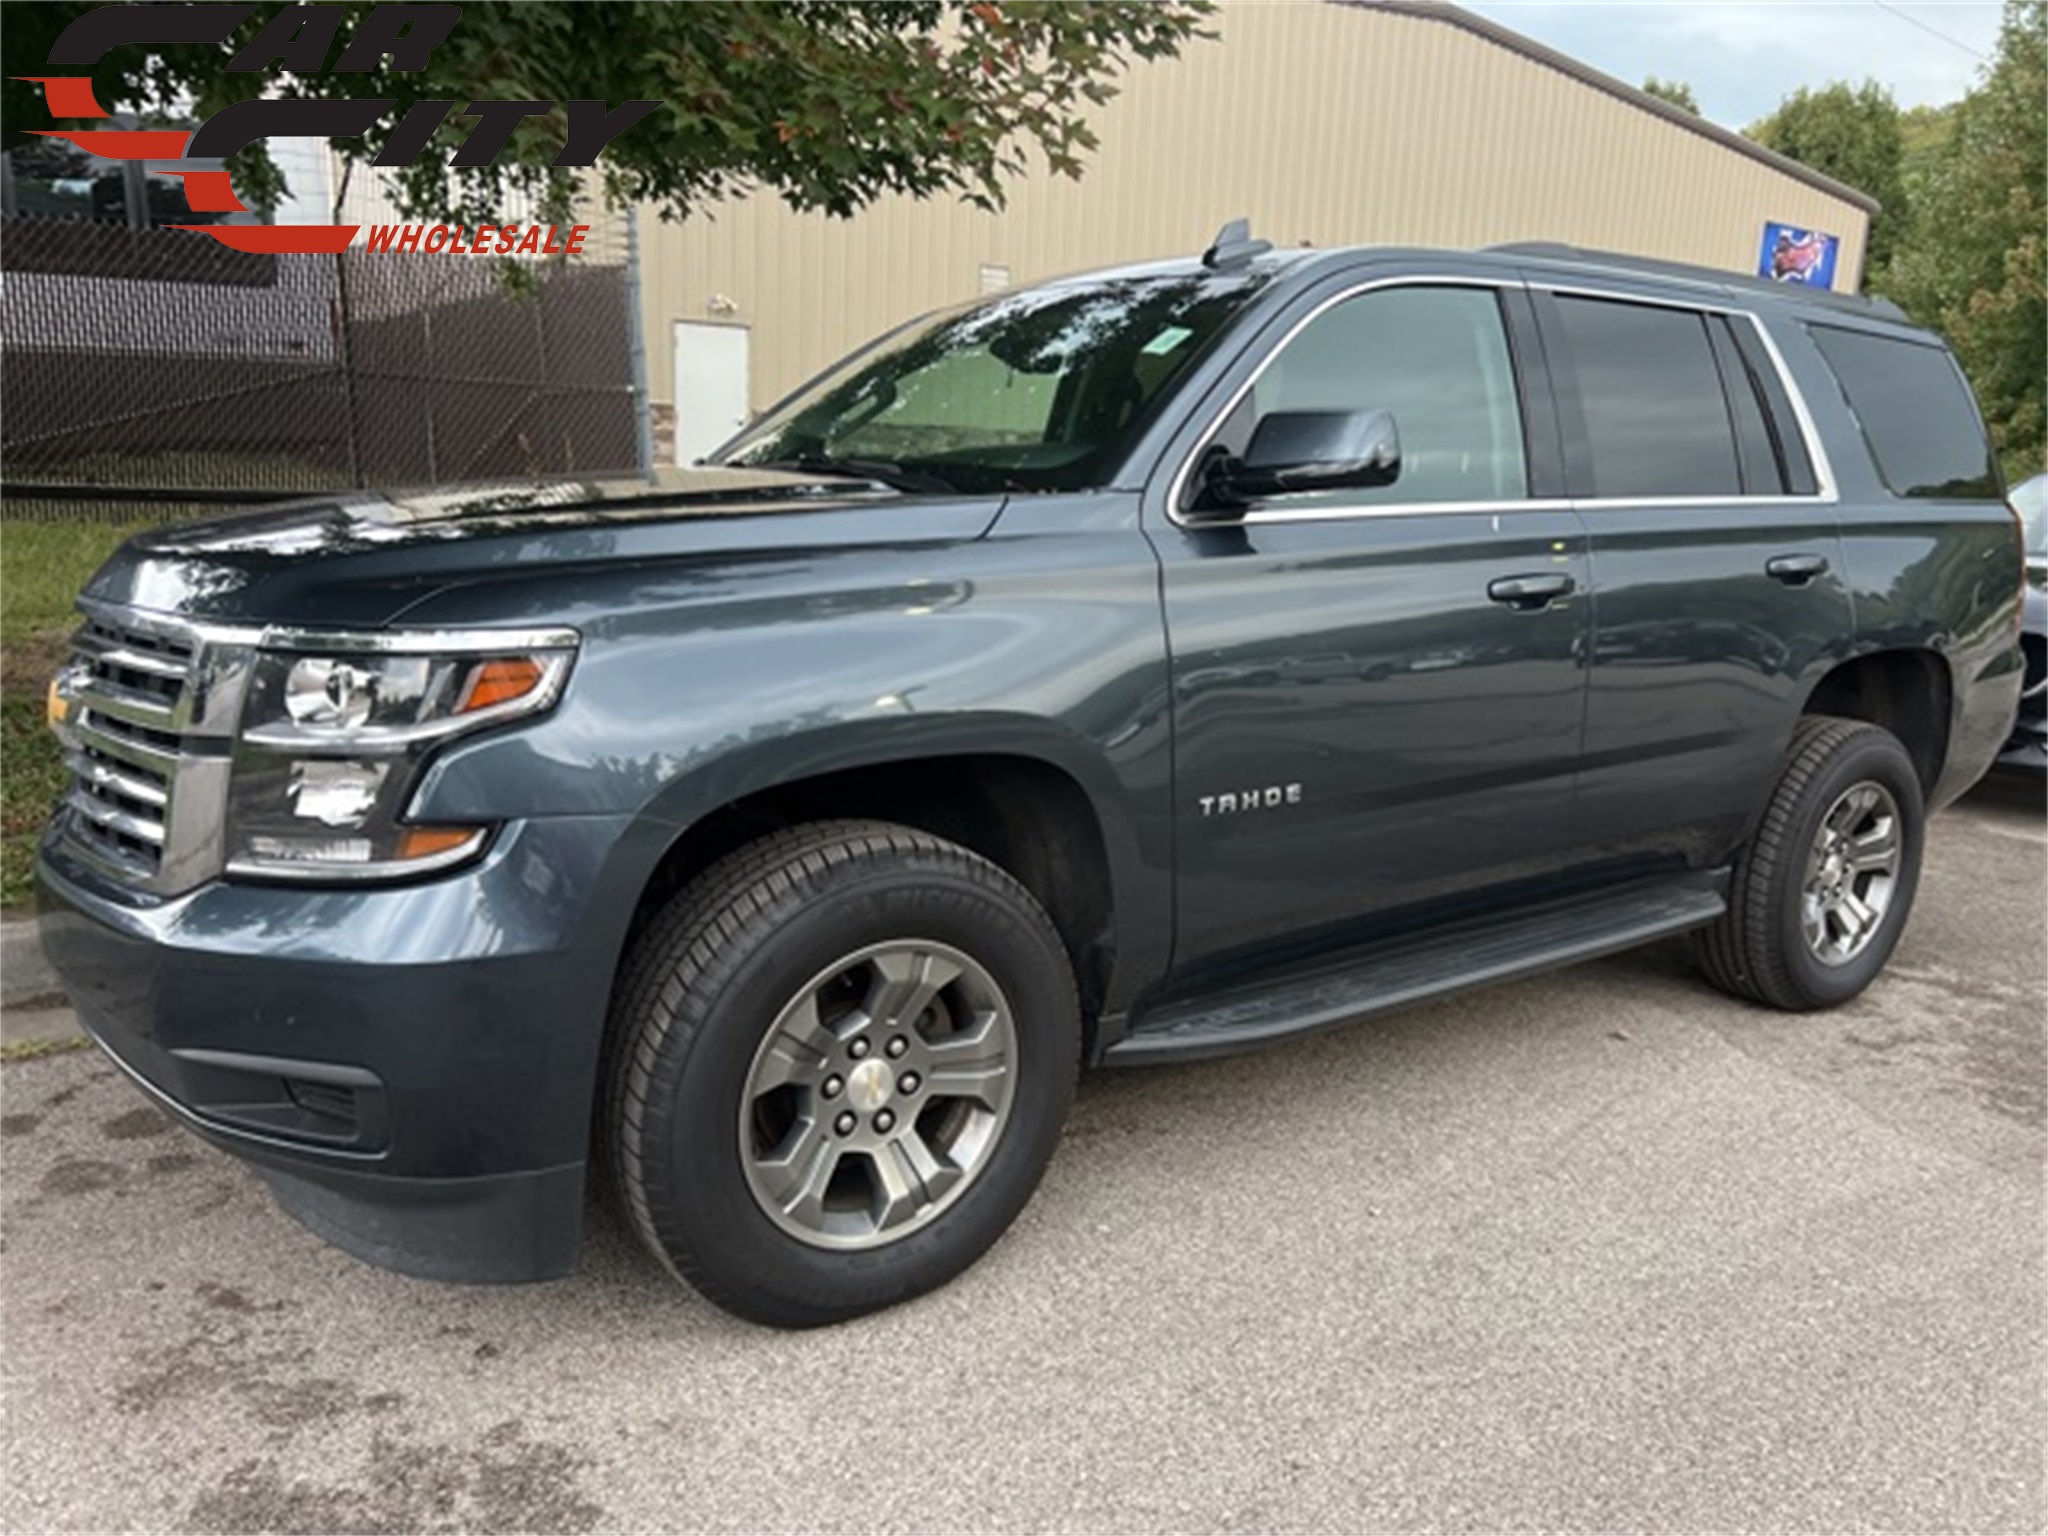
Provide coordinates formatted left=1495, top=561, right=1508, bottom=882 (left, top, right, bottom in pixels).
left=1800, top=780, right=1902, bottom=966
left=739, top=940, right=1017, bottom=1249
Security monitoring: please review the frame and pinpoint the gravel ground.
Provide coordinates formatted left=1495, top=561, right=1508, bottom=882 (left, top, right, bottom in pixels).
left=2, top=775, right=2040, bottom=1534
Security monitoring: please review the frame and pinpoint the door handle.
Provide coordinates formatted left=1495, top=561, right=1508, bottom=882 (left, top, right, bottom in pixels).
left=1766, top=553, right=1830, bottom=586
left=1487, top=572, right=1576, bottom=611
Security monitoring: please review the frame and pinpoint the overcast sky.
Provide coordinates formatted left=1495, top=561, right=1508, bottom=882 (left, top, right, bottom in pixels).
left=1459, top=2, right=2005, bottom=128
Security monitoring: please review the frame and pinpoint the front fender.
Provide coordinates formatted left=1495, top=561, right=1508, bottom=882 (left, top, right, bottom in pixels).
left=405, top=497, right=1174, bottom=1015
left=623, top=711, right=1167, bottom=1015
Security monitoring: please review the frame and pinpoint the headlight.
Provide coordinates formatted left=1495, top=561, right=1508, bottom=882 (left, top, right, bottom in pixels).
left=225, top=629, right=576, bottom=881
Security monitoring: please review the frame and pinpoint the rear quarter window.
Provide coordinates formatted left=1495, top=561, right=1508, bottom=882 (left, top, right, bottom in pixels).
left=1807, top=325, right=1998, bottom=499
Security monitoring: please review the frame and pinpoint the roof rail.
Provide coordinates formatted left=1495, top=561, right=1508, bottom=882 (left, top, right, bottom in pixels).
left=1487, top=241, right=1910, bottom=321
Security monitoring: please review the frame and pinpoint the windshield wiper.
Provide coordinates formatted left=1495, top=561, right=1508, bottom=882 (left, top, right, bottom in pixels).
left=749, top=454, right=958, bottom=496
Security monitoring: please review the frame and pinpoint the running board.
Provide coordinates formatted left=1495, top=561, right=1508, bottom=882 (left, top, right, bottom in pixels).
left=1106, top=871, right=1728, bottom=1065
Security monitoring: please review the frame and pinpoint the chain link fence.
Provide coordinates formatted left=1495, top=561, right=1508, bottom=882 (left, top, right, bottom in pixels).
left=1, top=211, right=641, bottom=522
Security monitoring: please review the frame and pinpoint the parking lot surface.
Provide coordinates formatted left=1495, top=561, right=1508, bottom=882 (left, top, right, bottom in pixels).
left=3, top=778, right=2041, bottom=1534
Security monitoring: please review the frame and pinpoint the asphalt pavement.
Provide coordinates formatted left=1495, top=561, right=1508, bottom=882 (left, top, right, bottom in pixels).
left=2, top=776, right=2041, bottom=1534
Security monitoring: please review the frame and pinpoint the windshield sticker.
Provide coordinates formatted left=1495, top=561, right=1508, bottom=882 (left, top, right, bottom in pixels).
left=1143, top=326, right=1194, bottom=356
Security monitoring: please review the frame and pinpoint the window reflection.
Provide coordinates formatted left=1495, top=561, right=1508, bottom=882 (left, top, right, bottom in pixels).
left=2, top=125, right=247, bottom=229
left=722, top=269, right=1282, bottom=495
left=4, top=137, right=127, bottom=223
left=1228, top=286, right=1530, bottom=506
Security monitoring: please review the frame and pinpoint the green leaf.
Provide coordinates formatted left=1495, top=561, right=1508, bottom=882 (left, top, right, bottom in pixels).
left=1, top=0, right=1215, bottom=228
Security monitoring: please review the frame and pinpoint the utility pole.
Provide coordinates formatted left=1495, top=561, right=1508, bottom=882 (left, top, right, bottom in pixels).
left=623, top=205, right=655, bottom=480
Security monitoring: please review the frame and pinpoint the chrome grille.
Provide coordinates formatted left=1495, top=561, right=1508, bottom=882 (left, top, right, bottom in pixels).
left=62, top=621, right=192, bottom=880
left=77, top=618, right=192, bottom=704
left=55, top=605, right=251, bottom=895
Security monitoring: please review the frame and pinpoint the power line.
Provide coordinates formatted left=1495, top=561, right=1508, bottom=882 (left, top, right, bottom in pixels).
left=1870, top=0, right=1990, bottom=63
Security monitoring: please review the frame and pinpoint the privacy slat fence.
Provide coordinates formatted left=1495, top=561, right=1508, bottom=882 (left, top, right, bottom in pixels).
left=1, top=217, right=637, bottom=520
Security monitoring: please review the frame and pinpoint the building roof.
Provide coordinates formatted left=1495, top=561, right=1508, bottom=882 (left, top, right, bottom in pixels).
left=1342, top=1, right=1883, bottom=216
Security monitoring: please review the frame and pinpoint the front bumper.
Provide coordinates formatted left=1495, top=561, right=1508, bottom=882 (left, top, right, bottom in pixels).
left=35, top=812, right=633, bottom=1283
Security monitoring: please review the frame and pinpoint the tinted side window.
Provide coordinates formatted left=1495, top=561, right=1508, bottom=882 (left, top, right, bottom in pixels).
left=1246, top=286, right=1527, bottom=505
left=1706, top=318, right=1782, bottom=494
left=1554, top=297, right=1741, bottom=498
left=1808, top=324, right=1997, bottom=499
left=1726, top=317, right=1819, bottom=495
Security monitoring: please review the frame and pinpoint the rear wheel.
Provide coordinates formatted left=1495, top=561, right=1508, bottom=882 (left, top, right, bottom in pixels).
left=1697, top=715, right=1925, bottom=1010
left=607, top=820, right=1079, bottom=1327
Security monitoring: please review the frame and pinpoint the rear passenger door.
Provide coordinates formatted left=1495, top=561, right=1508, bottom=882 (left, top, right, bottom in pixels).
left=1530, top=284, right=1852, bottom=864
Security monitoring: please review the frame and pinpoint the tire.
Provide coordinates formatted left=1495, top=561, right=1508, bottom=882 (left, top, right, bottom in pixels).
left=606, top=819, right=1079, bottom=1328
left=1697, top=715, right=1925, bottom=1010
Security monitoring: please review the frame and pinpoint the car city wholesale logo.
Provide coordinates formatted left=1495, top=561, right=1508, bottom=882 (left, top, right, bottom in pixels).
left=19, top=3, right=661, bottom=255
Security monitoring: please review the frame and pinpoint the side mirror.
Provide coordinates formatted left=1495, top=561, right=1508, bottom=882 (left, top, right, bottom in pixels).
left=1198, top=409, right=1402, bottom=512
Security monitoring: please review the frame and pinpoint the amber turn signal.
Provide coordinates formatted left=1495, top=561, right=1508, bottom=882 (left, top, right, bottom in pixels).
left=457, top=657, right=546, bottom=714
left=395, top=826, right=483, bottom=861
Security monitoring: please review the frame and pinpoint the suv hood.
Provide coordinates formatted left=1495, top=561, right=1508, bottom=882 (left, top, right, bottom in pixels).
left=80, top=467, right=1006, bottom=629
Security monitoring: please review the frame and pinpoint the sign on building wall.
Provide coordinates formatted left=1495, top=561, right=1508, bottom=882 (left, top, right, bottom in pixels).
left=1758, top=223, right=1840, bottom=289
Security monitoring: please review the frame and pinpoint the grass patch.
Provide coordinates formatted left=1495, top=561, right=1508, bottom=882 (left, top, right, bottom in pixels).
left=2, top=519, right=154, bottom=675
left=0, top=1034, right=91, bottom=1063
left=1, top=518, right=154, bottom=909
left=2, top=696, right=70, bottom=909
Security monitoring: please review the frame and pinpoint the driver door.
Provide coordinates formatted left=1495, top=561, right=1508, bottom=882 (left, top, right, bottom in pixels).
left=1154, top=280, right=1593, bottom=974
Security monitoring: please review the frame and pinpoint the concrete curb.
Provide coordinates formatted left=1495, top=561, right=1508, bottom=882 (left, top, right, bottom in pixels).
left=1, top=1000, right=83, bottom=1049
left=2, top=917, right=59, bottom=1008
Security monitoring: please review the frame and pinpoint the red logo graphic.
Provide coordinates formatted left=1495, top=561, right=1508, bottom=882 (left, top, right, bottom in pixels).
left=19, top=4, right=660, bottom=256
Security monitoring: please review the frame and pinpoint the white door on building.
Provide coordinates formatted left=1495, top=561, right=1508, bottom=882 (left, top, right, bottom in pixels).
left=672, top=322, right=751, bottom=465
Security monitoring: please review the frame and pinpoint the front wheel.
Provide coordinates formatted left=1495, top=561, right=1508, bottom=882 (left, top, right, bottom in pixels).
left=1697, top=715, right=1925, bottom=1010
left=606, top=820, right=1079, bottom=1327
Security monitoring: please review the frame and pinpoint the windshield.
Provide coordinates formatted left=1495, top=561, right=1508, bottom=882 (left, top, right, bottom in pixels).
left=717, top=268, right=1281, bottom=494
left=2012, top=473, right=2047, bottom=559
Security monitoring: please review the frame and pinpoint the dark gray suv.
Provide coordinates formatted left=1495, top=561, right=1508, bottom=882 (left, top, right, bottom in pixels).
left=39, top=231, right=2026, bottom=1326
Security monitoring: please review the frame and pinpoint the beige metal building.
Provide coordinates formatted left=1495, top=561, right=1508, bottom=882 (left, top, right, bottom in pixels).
left=639, top=0, right=1876, bottom=465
